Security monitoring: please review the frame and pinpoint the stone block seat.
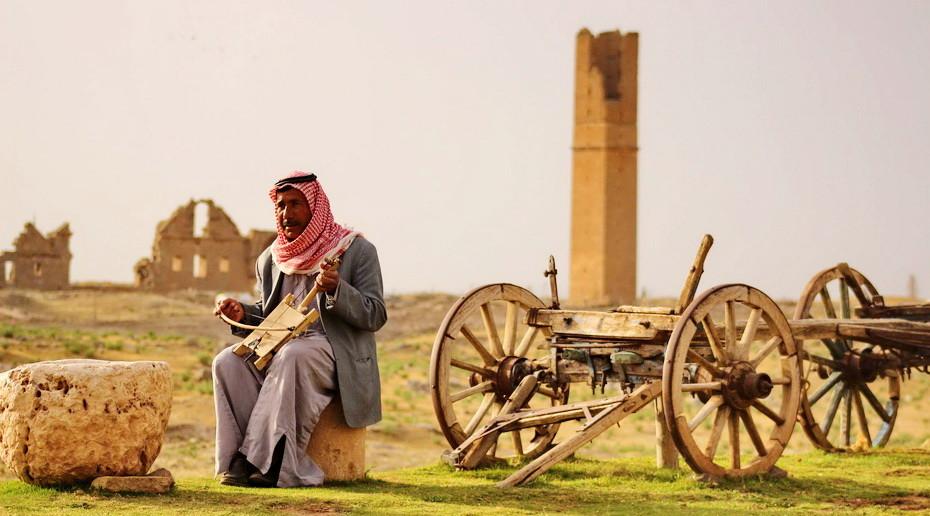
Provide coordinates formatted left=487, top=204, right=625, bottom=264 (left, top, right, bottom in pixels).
left=306, top=398, right=365, bottom=481
left=0, top=359, right=172, bottom=485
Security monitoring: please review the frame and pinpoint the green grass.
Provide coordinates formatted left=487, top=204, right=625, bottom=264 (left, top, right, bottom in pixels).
left=2, top=451, right=930, bottom=515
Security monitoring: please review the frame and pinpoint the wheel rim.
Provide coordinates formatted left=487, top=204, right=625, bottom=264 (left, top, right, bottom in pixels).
left=429, top=283, right=566, bottom=461
left=795, top=266, right=900, bottom=451
left=663, top=284, right=801, bottom=478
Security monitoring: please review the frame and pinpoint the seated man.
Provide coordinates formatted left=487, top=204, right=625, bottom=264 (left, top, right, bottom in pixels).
left=212, top=171, right=386, bottom=487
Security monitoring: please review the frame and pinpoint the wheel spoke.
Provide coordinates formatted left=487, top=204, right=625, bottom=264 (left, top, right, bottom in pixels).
left=681, top=382, right=722, bottom=393
left=770, top=377, right=792, bottom=385
left=461, top=325, right=498, bottom=365
left=820, top=384, right=847, bottom=436
left=704, top=405, right=729, bottom=459
left=808, top=372, right=843, bottom=405
left=859, top=383, right=892, bottom=423
left=511, top=430, right=524, bottom=456
left=728, top=409, right=741, bottom=470
left=450, top=380, right=494, bottom=403
left=687, top=350, right=725, bottom=378
left=819, top=287, right=837, bottom=319
left=853, top=388, right=872, bottom=447
left=750, top=336, right=782, bottom=368
left=840, top=278, right=851, bottom=319
left=688, top=395, right=724, bottom=431
left=838, top=279, right=853, bottom=352
left=737, top=308, right=763, bottom=361
left=701, top=314, right=728, bottom=365
left=739, top=409, right=768, bottom=457
left=821, top=338, right=846, bottom=359
left=480, top=303, right=505, bottom=357
left=751, top=399, right=785, bottom=426
left=503, top=301, right=518, bottom=356
left=841, top=386, right=852, bottom=446
left=464, top=393, right=496, bottom=435
left=724, top=301, right=738, bottom=351
left=451, top=359, right=495, bottom=378
left=514, top=326, right=539, bottom=357
left=805, top=352, right=844, bottom=370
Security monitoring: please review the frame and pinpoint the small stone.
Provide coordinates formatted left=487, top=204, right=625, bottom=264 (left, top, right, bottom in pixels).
left=91, top=475, right=173, bottom=494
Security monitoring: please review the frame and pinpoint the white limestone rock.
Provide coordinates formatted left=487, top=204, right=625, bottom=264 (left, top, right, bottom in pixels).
left=0, top=359, right=171, bottom=485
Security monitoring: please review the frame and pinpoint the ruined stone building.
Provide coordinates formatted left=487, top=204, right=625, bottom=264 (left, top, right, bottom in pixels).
left=0, top=223, right=72, bottom=290
left=134, top=200, right=275, bottom=292
left=570, top=28, right=638, bottom=306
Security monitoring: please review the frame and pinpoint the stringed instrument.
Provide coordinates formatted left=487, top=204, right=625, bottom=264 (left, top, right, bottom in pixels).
left=222, top=257, right=341, bottom=370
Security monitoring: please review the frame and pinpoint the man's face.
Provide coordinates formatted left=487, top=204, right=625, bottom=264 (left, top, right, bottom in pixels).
left=275, top=188, right=311, bottom=241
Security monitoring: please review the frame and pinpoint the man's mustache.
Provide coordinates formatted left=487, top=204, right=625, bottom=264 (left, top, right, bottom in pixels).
left=283, top=220, right=302, bottom=228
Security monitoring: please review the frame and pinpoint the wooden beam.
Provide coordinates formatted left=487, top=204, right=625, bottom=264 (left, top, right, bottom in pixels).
left=497, top=382, right=662, bottom=488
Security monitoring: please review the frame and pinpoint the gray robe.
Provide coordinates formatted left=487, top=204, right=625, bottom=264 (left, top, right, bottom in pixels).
left=213, top=237, right=386, bottom=486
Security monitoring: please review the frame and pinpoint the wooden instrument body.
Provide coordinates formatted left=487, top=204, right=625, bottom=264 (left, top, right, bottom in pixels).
left=231, top=293, right=321, bottom=370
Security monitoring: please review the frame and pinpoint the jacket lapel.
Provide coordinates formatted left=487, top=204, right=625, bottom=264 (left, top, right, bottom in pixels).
left=263, top=256, right=286, bottom=318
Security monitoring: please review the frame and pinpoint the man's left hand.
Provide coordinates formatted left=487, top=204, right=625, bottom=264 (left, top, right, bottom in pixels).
left=317, top=266, right=340, bottom=294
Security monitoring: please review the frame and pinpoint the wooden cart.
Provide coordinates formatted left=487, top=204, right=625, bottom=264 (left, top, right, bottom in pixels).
left=428, top=235, right=930, bottom=487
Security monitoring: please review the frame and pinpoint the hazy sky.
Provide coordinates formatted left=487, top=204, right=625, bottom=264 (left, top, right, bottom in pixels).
left=2, top=1, right=928, bottom=300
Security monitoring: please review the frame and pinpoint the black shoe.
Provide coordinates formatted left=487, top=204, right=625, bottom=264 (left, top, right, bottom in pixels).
left=219, top=453, right=254, bottom=487
left=247, top=470, right=277, bottom=488
left=247, top=436, right=286, bottom=488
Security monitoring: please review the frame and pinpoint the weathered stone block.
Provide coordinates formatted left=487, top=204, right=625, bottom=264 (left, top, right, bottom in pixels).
left=306, top=399, right=365, bottom=481
left=91, top=468, right=175, bottom=494
left=0, top=359, right=172, bottom=485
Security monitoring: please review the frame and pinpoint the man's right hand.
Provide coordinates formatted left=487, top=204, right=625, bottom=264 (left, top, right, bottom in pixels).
left=214, top=298, right=245, bottom=323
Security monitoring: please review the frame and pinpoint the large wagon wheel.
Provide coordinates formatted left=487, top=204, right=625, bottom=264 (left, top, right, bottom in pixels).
left=429, top=284, right=567, bottom=461
left=795, top=265, right=900, bottom=451
left=663, top=284, right=802, bottom=480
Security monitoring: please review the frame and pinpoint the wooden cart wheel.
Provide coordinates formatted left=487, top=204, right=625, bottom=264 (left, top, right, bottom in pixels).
left=663, top=284, right=802, bottom=479
left=795, top=265, right=900, bottom=451
left=429, top=283, right=567, bottom=461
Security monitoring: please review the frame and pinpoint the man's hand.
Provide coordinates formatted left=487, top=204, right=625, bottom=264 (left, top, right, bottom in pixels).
left=317, top=263, right=340, bottom=295
left=214, top=298, right=245, bottom=322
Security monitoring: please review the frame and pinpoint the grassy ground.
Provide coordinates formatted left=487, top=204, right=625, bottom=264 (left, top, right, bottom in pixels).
left=3, top=451, right=930, bottom=515
left=2, top=288, right=930, bottom=513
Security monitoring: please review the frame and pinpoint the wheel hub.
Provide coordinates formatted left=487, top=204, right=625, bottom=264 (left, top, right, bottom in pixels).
left=723, top=361, right=773, bottom=409
left=841, top=349, right=881, bottom=384
left=494, top=356, right=531, bottom=399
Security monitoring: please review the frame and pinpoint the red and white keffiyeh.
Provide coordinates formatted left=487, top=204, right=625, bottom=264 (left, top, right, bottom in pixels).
left=268, top=171, right=359, bottom=276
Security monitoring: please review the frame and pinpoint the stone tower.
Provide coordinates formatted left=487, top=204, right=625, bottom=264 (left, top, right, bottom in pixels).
left=570, top=28, right=638, bottom=306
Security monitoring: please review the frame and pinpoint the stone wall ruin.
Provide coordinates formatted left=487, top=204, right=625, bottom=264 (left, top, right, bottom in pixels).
left=134, top=199, right=275, bottom=292
left=0, top=223, right=72, bottom=290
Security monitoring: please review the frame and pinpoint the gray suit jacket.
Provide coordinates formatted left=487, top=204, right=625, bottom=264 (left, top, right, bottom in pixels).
left=232, top=237, right=386, bottom=428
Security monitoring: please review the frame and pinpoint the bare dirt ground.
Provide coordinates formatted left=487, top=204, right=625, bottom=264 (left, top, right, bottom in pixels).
left=2, top=286, right=929, bottom=481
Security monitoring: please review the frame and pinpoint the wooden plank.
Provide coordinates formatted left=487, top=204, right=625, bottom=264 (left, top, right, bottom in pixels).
left=857, top=304, right=930, bottom=321
left=674, top=234, right=714, bottom=314
left=613, top=305, right=676, bottom=315
left=497, top=382, right=662, bottom=488
left=527, top=309, right=677, bottom=338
